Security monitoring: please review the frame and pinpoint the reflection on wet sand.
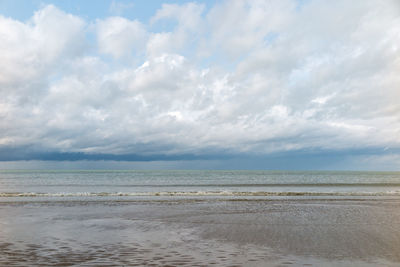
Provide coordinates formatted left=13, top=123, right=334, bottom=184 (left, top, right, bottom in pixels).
left=0, top=239, right=277, bottom=266
left=1, top=198, right=400, bottom=266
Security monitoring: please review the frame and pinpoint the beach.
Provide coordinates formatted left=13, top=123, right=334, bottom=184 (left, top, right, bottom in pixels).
left=1, top=170, right=400, bottom=266
left=1, top=197, right=400, bottom=266
left=1, top=0, right=399, bottom=265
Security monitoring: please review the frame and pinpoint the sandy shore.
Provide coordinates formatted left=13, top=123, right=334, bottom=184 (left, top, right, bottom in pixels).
left=1, top=197, right=400, bottom=266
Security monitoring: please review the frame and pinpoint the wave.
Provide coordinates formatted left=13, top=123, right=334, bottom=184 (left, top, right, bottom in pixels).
left=1, top=190, right=400, bottom=197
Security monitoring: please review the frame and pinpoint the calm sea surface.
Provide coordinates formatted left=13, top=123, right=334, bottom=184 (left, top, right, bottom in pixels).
left=1, top=170, right=400, bottom=199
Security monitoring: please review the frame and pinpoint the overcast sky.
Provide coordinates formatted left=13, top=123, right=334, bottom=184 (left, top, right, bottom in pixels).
left=0, top=0, right=399, bottom=170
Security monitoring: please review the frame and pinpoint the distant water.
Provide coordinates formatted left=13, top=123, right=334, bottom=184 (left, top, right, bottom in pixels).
left=1, top=170, right=400, bottom=199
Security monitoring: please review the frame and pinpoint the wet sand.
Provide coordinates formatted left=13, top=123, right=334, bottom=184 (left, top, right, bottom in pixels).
left=1, top=197, right=400, bottom=266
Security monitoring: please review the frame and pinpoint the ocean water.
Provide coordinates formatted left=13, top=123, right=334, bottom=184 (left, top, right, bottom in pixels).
left=1, top=170, right=400, bottom=199
left=1, top=170, right=400, bottom=266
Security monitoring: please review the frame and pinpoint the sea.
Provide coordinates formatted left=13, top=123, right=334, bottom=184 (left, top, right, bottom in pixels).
left=1, top=170, right=400, bottom=200
left=1, top=170, right=400, bottom=266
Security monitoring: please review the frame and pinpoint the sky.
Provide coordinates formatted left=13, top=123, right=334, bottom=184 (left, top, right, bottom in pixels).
left=0, top=0, right=399, bottom=170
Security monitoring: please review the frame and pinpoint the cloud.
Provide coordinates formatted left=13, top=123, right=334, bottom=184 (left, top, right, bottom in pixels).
left=201, top=0, right=294, bottom=59
left=0, top=5, right=86, bottom=150
left=147, top=2, right=205, bottom=56
left=96, top=16, right=147, bottom=58
left=0, top=5, right=85, bottom=90
left=0, top=1, right=399, bottom=169
left=109, top=0, right=135, bottom=16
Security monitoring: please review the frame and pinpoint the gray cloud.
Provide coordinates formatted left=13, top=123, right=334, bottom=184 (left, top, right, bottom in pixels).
left=0, top=1, right=399, bottom=168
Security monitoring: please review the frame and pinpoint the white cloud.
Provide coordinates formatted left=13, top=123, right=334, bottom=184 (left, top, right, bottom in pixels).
left=96, top=16, right=147, bottom=58
left=0, top=5, right=85, bottom=90
left=0, top=1, right=400, bottom=162
left=151, top=2, right=204, bottom=30
left=147, top=2, right=204, bottom=57
left=109, top=0, right=135, bottom=16
left=0, top=5, right=86, bottom=149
